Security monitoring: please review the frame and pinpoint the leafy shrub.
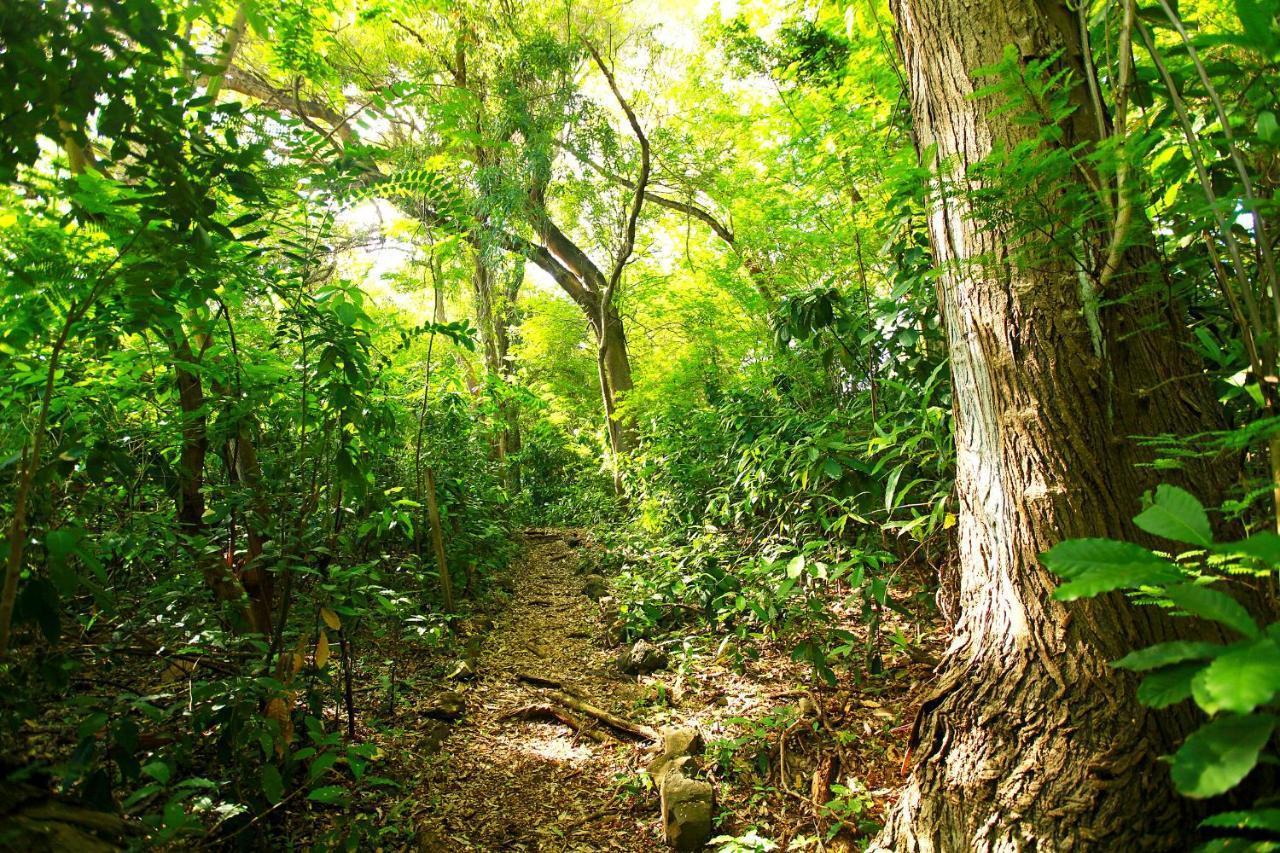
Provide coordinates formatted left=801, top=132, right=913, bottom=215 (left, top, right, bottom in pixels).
left=1043, top=485, right=1280, bottom=844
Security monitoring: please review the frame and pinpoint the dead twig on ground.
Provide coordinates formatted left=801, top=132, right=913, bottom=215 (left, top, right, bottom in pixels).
left=499, top=703, right=611, bottom=743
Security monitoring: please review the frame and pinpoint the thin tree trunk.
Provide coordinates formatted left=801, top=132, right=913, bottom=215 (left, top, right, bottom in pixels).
left=423, top=467, right=453, bottom=612
left=226, top=419, right=273, bottom=635
left=165, top=331, right=258, bottom=630
left=469, top=240, right=525, bottom=490
left=596, top=305, right=636, bottom=454
left=874, top=0, right=1239, bottom=848
left=413, top=258, right=454, bottom=611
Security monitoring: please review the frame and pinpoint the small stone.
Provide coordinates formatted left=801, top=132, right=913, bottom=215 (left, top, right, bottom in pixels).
left=660, top=769, right=714, bottom=851
left=581, top=574, right=609, bottom=601
left=423, top=690, right=465, bottom=720
left=618, top=639, right=668, bottom=675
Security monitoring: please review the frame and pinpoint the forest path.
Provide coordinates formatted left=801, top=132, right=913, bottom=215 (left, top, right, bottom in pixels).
left=412, top=530, right=660, bottom=852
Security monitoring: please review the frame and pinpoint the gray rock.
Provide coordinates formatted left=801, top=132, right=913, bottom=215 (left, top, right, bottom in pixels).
left=661, top=726, right=704, bottom=761
left=660, top=769, right=714, bottom=851
left=423, top=690, right=465, bottom=720
left=649, top=725, right=705, bottom=784
left=581, top=574, right=609, bottom=601
left=618, top=639, right=668, bottom=675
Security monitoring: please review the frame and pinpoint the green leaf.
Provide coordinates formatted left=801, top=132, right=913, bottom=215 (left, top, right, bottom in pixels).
left=1201, top=809, right=1280, bottom=831
left=261, top=764, right=283, bottom=805
left=333, top=301, right=360, bottom=326
left=1134, top=484, right=1212, bottom=545
left=883, top=465, right=903, bottom=512
left=1113, top=641, right=1222, bottom=671
left=1192, top=638, right=1280, bottom=714
left=1164, top=584, right=1259, bottom=638
left=822, top=458, right=843, bottom=480
left=1041, top=538, right=1184, bottom=600
left=1259, top=111, right=1279, bottom=144
left=786, top=554, right=806, bottom=579
left=45, top=527, right=84, bottom=597
left=1170, top=713, right=1275, bottom=798
left=307, top=785, right=346, bottom=804
left=142, top=760, right=172, bottom=785
left=15, top=578, right=60, bottom=643
left=1055, top=568, right=1174, bottom=600
left=1212, top=532, right=1280, bottom=567
left=1235, top=0, right=1279, bottom=53
left=1137, top=661, right=1202, bottom=708
left=308, top=751, right=339, bottom=783
left=1042, top=538, right=1178, bottom=579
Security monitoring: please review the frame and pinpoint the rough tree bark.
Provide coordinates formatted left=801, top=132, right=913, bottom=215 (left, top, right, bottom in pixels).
left=874, top=0, right=1240, bottom=849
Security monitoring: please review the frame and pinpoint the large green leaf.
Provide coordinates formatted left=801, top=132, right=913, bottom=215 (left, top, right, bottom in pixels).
left=1134, top=484, right=1212, bottom=546
left=307, top=785, right=345, bottom=804
left=1164, top=584, right=1260, bottom=639
left=1169, top=713, right=1276, bottom=798
left=1192, top=638, right=1280, bottom=714
left=1113, top=641, right=1222, bottom=672
left=1053, top=567, right=1182, bottom=601
left=1043, top=539, right=1184, bottom=600
left=1212, top=532, right=1280, bottom=567
left=1201, top=809, right=1280, bottom=831
left=261, top=764, right=283, bottom=805
left=1137, top=661, right=1203, bottom=708
left=1042, top=538, right=1180, bottom=578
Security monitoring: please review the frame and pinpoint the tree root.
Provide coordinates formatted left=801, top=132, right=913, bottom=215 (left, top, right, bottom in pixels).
left=499, top=704, right=611, bottom=744
left=512, top=672, right=657, bottom=741
left=547, top=690, right=657, bottom=741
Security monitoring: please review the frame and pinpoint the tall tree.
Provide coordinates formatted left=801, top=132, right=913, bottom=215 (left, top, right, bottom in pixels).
left=875, top=0, right=1246, bottom=848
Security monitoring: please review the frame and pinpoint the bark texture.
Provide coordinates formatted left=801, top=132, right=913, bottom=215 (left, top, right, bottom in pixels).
left=875, top=0, right=1236, bottom=849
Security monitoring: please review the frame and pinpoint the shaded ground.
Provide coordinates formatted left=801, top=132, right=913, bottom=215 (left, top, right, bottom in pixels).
left=0, top=530, right=937, bottom=851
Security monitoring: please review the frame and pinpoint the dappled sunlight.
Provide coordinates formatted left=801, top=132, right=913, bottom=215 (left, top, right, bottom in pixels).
left=506, top=725, right=596, bottom=765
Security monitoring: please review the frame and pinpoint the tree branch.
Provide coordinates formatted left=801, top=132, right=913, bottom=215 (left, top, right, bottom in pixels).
left=557, top=140, right=735, bottom=245
left=585, top=39, right=650, bottom=296
left=223, top=66, right=355, bottom=145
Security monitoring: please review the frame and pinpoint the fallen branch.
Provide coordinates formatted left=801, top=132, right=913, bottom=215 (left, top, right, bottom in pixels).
left=516, top=670, right=567, bottom=691
left=499, top=703, right=611, bottom=744
left=514, top=672, right=655, bottom=739
left=559, top=806, right=618, bottom=833
left=548, top=690, right=657, bottom=741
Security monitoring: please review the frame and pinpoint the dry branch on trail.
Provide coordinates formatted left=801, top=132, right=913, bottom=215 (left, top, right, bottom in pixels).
left=499, top=703, right=612, bottom=743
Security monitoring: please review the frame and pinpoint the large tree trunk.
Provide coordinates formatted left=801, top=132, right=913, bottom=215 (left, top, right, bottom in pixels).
left=875, top=0, right=1237, bottom=849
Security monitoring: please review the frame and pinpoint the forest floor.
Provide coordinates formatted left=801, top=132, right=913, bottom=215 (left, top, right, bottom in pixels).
left=0, top=529, right=940, bottom=850
left=369, top=530, right=939, bottom=852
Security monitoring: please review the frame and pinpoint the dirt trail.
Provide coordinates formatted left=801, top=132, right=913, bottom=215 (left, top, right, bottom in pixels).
left=413, top=530, right=659, bottom=852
